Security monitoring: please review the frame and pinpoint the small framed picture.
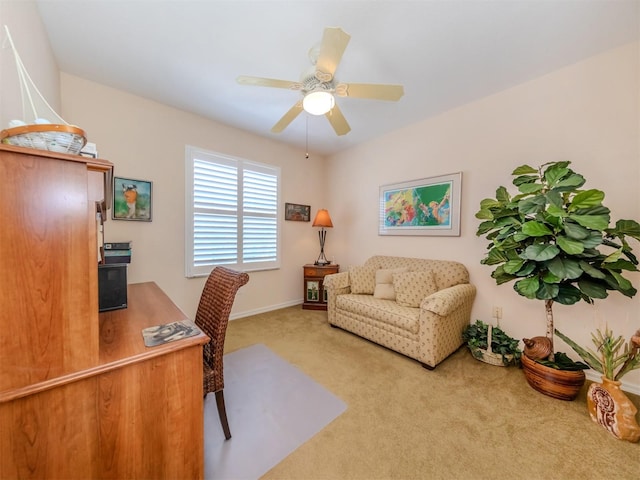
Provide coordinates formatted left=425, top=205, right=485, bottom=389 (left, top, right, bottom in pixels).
left=285, top=202, right=311, bottom=222
left=112, top=176, right=153, bottom=221
left=306, top=280, right=320, bottom=302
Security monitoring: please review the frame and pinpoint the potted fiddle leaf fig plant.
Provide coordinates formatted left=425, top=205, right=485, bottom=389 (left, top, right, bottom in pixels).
left=475, top=161, right=640, bottom=400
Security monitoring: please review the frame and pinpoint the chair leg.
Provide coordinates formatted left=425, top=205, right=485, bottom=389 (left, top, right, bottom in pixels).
left=215, top=390, right=232, bottom=440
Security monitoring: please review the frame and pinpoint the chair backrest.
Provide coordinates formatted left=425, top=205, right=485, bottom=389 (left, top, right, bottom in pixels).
left=195, top=266, right=250, bottom=376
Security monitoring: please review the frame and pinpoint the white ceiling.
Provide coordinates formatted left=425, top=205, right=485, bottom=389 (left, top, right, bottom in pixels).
left=35, top=0, right=639, bottom=156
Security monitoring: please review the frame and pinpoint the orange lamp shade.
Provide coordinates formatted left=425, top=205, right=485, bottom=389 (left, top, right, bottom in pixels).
left=312, top=209, right=333, bottom=228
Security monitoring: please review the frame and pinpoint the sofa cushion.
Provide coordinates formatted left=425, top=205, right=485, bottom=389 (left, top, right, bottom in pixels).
left=349, top=265, right=378, bottom=294
left=393, top=270, right=438, bottom=307
left=373, top=267, right=408, bottom=300
left=335, top=294, right=420, bottom=334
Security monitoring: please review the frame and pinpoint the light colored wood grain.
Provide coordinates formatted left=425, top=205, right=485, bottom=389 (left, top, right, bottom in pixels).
left=0, top=146, right=206, bottom=479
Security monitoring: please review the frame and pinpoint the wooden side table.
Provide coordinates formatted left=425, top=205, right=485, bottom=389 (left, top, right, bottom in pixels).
left=303, top=264, right=339, bottom=310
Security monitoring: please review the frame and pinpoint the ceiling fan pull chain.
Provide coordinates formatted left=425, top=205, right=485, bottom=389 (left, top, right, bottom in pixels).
left=305, top=114, right=309, bottom=159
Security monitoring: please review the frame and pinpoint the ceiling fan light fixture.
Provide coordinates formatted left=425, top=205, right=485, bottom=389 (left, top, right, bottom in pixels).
left=303, top=90, right=335, bottom=115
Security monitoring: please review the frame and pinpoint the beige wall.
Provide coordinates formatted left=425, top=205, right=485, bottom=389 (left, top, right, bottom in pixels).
left=326, top=42, right=640, bottom=392
left=0, top=0, right=60, bottom=127
left=61, top=74, right=327, bottom=320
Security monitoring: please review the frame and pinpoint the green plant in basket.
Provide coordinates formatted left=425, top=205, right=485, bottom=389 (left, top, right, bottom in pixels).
left=463, top=320, right=521, bottom=366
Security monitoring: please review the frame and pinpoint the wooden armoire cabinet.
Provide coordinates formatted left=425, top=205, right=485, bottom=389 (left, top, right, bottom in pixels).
left=0, top=144, right=207, bottom=479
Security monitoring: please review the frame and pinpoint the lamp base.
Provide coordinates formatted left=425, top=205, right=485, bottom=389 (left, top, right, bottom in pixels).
left=314, top=260, right=331, bottom=266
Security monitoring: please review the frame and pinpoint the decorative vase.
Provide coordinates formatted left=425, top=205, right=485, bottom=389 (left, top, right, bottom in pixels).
left=587, top=377, right=640, bottom=443
left=520, top=353, right=586, bottom=401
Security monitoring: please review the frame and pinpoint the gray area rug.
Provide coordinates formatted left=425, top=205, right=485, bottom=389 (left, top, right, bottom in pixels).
left=204, top=343, right=347, bottom=480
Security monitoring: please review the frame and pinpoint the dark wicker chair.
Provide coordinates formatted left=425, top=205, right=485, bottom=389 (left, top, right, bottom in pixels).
left=195, top=266, right=249, bottom=440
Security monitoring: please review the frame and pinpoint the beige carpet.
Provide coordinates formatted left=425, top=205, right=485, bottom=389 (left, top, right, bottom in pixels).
left=223, top=306, right=640, bottom=480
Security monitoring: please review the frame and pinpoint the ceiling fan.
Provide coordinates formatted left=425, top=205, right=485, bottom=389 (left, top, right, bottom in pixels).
left=236, top=27, right=404, bottom=136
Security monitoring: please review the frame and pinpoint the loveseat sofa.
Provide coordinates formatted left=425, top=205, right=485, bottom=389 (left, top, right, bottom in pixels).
left=323, top=255, right=476, bottom=369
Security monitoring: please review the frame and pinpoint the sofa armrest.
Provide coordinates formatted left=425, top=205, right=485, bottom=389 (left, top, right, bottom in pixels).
left=323, top=271, right=351, bottom=292
left=421, top=284, right=477, bottom=316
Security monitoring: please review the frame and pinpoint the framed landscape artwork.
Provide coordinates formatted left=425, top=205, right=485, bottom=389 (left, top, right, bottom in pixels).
left=112, top=176, right=153, bottom=221
left=379, top=172, right=462, bottom=236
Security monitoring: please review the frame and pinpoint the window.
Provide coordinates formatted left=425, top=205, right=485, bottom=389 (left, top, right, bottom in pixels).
left=185, top=146, right=280, bottom=277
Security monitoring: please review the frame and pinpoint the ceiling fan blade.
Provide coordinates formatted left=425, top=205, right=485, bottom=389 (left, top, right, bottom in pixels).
left=237, top=75, right=302, bottom=90
left=325, top=103, right=351, bottom=136
left=315, top=27, right=351, bottom=80
left=337, top=83, right=404, bottom=101
left=271, top=102, right=304, bottom=133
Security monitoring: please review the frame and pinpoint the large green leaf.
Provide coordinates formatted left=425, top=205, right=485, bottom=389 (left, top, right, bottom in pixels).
left=544, top=165, right=570, bottom=186
left=518, top=195, right=546, bottom=215
left=521, top=244, right=560, bottom=261
left=481, top=248, right=509, bottom=265
left=521, top=221, right=553, bottom=237
left=545, top=190, right=564, bottom=208
left=554, top=174, right=585, bottom=190
left=556, top=235, right=585, bottom=255
left=609, top=271, right=633, bottom=291
left=569, top=189, right=605, bottom=211
left=563, top=221, right=590, bottom=239
left=604, top=259, right=638, bottom=272
left=603, top=249, right=622, bottom=263
left=542, top=271, right=561, bottom=283
left=503, top=259, right=525, bottom=274
left=579, top=260, right=607, bottom=279
left=577, top=279, right=609, bottom=299
left=513, top=232, right=529, bottom=242
left=581, top=231, right=604, bottom=249
left=516, top=262, right=536, bottom=276
left=518, top=183, right=544, bottom=194
left=547, top=257, right=583, bottom=279
left=512, top=165, right=538, bottom=175
left=536, top=282, right=559, bottom=300
left=513, top=174, right=538, bottom=187
left=495, top=216, right=521, bottom=228
left=475, top=208, right=494, bottom=220
left=555, top=284, right=584, bottom=305
left=570, top=213, right=610, bottom=231
left=547, top=204, right=566, bottom=218
left=496, top=186, right=510, bottom=203
left=608, top=219, right=640, bottom=242
left=491, top=266, right=517, bottom=285
left=476, top=221, right=496, bottom=235
left=479, top=198, right=501, bottom=209
left=515, top=277, right=539, bottom=298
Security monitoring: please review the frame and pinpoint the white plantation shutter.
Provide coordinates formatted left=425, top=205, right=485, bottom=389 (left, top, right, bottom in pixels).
left=186, top=146, right=280, bottom=277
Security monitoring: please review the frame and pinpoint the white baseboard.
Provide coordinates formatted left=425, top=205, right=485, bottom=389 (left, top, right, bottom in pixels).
left=585, top=370, right=640, bottom=396
left=229, top=299, right=302, bottom=321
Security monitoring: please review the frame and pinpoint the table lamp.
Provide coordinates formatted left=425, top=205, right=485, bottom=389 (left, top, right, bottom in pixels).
left=312, top=209, right=333, bottom=265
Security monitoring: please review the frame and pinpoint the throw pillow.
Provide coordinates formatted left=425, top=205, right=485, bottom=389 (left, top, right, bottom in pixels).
left=373, top=267, right=408, bottom=300
left=393, top=270, right=438, bottom=307
left=349, top=265, right=377, bottom=294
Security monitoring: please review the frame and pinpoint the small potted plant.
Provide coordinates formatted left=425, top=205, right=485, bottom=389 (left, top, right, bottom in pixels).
left=555, top=327, right=640, bottom=442
left=463, top=320, right=521, bottom=366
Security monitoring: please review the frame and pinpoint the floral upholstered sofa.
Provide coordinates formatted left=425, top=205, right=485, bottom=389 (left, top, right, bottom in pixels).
left=323, top=255, right=476, bottom=369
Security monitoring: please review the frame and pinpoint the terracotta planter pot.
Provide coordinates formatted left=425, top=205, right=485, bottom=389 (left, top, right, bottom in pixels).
left=521, top=353, right=586, bottom=401
left=587, top=376, right=640, bottom=442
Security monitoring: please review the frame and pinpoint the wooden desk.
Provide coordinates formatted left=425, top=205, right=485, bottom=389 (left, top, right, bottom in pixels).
left=0, top=282, right=208, bottom=479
